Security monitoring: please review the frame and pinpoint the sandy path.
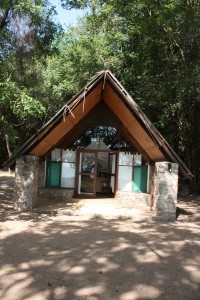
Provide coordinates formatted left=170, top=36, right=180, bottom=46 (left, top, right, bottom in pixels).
left=0, top=170, right=200, bottom=300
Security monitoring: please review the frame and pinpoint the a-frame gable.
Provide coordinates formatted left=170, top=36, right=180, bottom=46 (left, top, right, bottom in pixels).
left=4, top=70, right=192, bottom=178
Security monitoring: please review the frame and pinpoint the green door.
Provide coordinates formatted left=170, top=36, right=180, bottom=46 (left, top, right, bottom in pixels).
left=133, top=166, right=141, bottom=192
left=140, top=165, right=148, bottom=193
left=46, top=162, right=61, bottom=187
left=133, top=165, right=148, bottom=192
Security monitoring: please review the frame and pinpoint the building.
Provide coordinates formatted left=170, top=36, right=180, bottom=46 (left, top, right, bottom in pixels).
left=4, top=70, right=192, bottom=220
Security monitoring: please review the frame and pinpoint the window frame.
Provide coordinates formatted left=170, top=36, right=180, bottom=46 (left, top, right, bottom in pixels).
left=46, top=149, right=76, bottom=188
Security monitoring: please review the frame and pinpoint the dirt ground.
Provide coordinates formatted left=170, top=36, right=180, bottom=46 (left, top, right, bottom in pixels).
left=0, top=170, right=200, bottom=300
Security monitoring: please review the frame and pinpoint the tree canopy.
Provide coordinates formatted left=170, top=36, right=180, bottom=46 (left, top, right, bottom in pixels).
left=1, top=0, right=200, bottom=192
left=0, top=0, right=62, bottom=161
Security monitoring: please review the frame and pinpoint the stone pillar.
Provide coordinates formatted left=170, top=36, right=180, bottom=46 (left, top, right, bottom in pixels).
left=153, top=162, right=178, bottom=221
left=14, top=155, right=39, bottom=211
left=38, top=160, right=46, bottom=188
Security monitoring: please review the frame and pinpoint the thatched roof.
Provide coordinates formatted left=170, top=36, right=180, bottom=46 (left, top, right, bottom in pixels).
left=4, top=70, right=192, bottom=178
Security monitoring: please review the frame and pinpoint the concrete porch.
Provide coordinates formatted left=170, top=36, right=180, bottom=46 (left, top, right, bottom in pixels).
left=34, top=193, right=150, bottom=218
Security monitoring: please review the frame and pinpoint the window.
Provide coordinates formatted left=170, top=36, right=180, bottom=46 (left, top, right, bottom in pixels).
left=46, top=149, right=76, bottom=188
left=117, top=152, right=146, bottom=193
left=118, top=152, right=133, bottom=192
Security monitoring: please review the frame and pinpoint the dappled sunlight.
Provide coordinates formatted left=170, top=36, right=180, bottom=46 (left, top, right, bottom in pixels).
left=0, top=177, right=200, bottom=300
left=183, top=265, right=200, bottom=281
left=68, top=266, right=85, bottom=274
left=75, top=285, right=105, bottom=297
left=134, top=250, right=160, bottom=264
left=111, top=242, right=131, bottom=252
left=119, top=285, right=161, bottom=300
left=28, top=260, right=53, bottom=267
left=0, top=215, right=200, bottom=300
left=95, top=256, right=120, bottom=273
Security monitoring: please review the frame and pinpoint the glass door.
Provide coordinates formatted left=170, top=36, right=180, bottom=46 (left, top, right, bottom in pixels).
left=78, top=151, right=97, bottom=196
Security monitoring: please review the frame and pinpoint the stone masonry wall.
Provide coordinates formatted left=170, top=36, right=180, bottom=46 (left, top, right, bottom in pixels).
left=37, top=188, right=74, bottom=202
left=153, top=161, right=178, bottom=221
left=14, top=155, right=39, bottom=211
left=38, top=160, right=45, bottom=188
left=148, top=165, right=155, bottom=194
left=115, top=191, right=149, bottom=207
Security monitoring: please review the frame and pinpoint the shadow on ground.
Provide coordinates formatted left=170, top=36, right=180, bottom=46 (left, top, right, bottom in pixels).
left=1, top=215, right=200, bottom=300
left=0, top=171, right=200, bottom=299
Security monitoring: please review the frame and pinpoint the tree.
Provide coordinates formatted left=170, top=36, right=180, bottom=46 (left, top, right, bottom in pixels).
left=0, top=0, right=62, bottom=165
left=58, top=0, right=200, bottom=192
left=2, top=0, right=200, bottom=192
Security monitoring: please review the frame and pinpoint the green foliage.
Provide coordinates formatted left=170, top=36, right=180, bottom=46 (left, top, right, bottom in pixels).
left=0, top=0, right=62, bottom=58
left=61, top=0, right=90, bottom=9
left=54, top=0, right=200, bottom=191
left=1, top=0, right=200, bottom=191
left=0, top=0, right=62, bottom=161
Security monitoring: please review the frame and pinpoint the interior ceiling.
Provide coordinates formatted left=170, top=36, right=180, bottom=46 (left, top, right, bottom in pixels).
left=54, top=102, right=138, bottom=153
left=55, top=102, right=118, bottom=148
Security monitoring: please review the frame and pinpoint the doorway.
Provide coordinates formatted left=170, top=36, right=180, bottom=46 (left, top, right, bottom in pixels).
left=76, top=150, right=117, bottom=197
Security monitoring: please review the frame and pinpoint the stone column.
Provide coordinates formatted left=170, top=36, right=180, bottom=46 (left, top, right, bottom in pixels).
left=14, top=155, right=39, bottom=211
left=153, top=161, right=178, bottom=221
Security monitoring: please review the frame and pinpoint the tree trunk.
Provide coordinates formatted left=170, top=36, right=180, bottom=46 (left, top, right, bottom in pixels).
left=0, top=9, right=10, bottom=30
left=186, top=105, right=200, bottom=194
left=5, top=133, right=12, bottom=158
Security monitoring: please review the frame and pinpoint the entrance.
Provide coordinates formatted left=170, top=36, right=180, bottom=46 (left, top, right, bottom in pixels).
left=76, top=150, right=117, bottom=197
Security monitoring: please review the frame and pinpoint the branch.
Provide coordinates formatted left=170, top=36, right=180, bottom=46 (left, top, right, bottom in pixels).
left=163, top=26, right=186, bottom=65
left=5, top=133, right=12, bottom=158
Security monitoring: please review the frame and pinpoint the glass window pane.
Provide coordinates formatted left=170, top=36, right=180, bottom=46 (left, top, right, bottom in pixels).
left=62, top=150, right=76, bottom=162
left=109, top=154, right=116, bottom=174
left=118, top=166, right=133, bottom=191
left=80, top=152, right=95, bottom=173
left=61, top=163, right=75, bottom=188
left=51, top=149, right=62, bottom=161
left=119, top=152, right=133, bottom=166
left=134, top=154, right=142, bottom=166
left=80, top=175, right=94, bottom=194
left=97, top=152, right=109, bottom=176
left=110, top=176, right=115, bottom=193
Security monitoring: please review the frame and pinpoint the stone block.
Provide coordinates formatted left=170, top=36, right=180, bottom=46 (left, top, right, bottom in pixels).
left=14, top=155, right=39, bottom=211
left=38, top=160, right=46, bottom=188
left=115, top=191, right=149, bottom=207
left=155, top=161, right=178, bottom=175
left=154, top=195, right=176, bottom=211
left=153, top=162, right=178, bottom=221
left=154, top=211, right=176, bottom=221
left=37, top=188, right=74, bottom=202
